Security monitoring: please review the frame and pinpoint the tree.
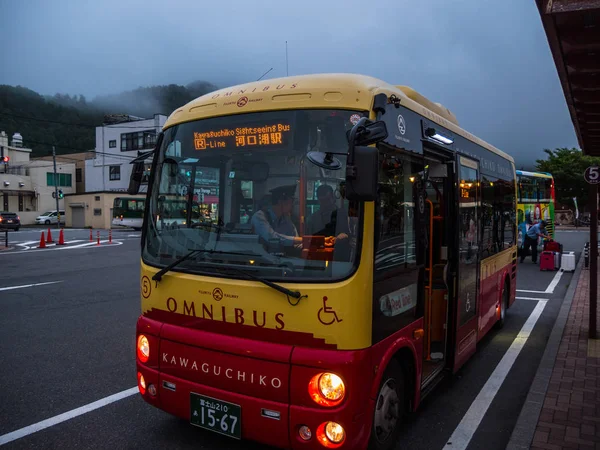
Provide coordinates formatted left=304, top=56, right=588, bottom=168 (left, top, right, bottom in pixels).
left=535, top=148, right=600, bottom=212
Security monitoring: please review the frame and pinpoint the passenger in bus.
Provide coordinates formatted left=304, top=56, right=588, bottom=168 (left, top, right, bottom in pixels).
left=250, top=184, right=302, bottom=248
left=306, top=184, right=349, bottom=239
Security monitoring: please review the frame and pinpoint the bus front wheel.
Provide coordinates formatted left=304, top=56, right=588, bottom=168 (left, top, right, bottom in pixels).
left=369, top=359, right=406, bottom=450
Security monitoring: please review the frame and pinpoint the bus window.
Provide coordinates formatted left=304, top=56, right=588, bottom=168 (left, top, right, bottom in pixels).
left=371, top=145, right=424, bottom=344
left=538, top=178, right=552, bottom=202
left=143, top=109, right=364, bottom=281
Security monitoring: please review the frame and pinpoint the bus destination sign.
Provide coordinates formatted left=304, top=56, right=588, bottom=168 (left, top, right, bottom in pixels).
left=194, top=122, right=292, bottom=151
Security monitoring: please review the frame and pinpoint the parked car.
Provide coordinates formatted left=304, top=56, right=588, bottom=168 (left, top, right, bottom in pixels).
left=0, top=211, right=21, bottom=231
left=35, top=210, right=65, bottom=225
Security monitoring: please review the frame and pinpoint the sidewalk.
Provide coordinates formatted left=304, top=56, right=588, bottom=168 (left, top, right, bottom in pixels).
left=508, top=256, right=600, bottom=449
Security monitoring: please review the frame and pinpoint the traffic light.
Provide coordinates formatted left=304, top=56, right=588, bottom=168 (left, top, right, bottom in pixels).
left=1, top=156, right=8, bottom=163
left=58, top=189, right=64, bottom=199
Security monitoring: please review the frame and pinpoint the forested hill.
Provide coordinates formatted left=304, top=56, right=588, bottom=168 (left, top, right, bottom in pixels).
left=0, top=80, right=218, bottom=158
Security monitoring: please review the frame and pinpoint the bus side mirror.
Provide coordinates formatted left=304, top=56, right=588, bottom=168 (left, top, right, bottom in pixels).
left=345, top=146, right=378, bottom=201
left=128, top=162, right=145, bottom=195
left=345, top=118, right=387, bottom=201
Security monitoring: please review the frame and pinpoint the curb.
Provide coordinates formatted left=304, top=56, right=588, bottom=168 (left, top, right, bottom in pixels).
left=505, top=249, right=585, bottom=450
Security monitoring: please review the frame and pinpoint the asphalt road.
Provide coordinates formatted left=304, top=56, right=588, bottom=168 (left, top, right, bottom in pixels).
left=0, top=228, right=592, bottom=450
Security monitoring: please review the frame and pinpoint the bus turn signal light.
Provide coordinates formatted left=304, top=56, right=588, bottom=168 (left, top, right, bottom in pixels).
left=137, top=335, right=150, bottom=363
left=308, top=372, right=345, bottom=407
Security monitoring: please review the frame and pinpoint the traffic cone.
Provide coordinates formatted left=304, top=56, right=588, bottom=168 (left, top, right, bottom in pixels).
left=89, top=228, right=93, bottom=242
left=97, top=231, right=100, bottom=246
left=58, top=229, right=66, bottom=245
left=108, top=229, right=112, bottom=244
left=38, top=232, right=46, bottom=248
left=46, top=228, right=53, bottom=243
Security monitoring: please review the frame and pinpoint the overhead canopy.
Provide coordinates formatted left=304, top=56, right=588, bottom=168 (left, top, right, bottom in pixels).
left=535, top=0, right=600, bottom=156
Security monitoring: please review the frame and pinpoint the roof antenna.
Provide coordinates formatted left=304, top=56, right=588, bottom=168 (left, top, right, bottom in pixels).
left=286, top=41, right=289, bottom=76
left=257, top=68, right=273, bottom=81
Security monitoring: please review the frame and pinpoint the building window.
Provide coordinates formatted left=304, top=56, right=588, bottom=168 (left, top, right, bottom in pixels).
left=109, top=165, right=121, bottom=181
left=120, top=130, right=156, bottom=152
left=46, top=173, right=72, bottom=187
left=94, top=208, right=102, bottom=216
left=109, top=140, right=117, bottom=148
left=18, top=194, right=24, bottom=212
left=76, top=168, right=82, bottom=183
left=95, top=196, right=101, bottom=201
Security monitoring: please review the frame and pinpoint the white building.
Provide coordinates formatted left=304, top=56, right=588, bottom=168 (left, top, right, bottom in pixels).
left=85, top=114, right=167, bottom=192
left=0, top=131, right=76, bottom=224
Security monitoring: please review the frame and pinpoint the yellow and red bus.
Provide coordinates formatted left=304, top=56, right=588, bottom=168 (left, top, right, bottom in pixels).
left=130, top=74, right=517, bottom=450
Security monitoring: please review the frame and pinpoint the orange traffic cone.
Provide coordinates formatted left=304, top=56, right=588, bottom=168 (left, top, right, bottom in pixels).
left=46, top=228, right=53, bottom=243
left=58, top=229, right=66, bottom=245
left=38, top=232, right=46, bottom=248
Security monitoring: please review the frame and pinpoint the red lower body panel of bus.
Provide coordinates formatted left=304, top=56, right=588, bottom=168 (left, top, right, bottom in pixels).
left=136, top=316, right=376, bottom=449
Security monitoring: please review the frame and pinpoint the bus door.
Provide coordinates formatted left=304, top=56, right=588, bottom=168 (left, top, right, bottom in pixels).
left=452, top=156, right=481, bottom=372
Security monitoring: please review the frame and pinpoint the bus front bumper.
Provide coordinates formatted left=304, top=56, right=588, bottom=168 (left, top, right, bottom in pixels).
left=136, top=363, right=373, bottom=449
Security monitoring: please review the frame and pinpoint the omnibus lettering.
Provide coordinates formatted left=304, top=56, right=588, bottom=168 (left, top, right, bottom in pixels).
left=165, top=297, right=285, bottom=329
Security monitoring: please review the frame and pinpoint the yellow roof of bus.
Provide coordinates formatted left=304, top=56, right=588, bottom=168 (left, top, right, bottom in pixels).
left=163, top=73, right=514, bottom=164
left=516, top=170, right=553, bottom=179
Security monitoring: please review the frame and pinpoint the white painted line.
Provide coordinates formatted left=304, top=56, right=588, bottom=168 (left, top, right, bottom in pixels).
left=0, top=240, right=123, bottom=255
left=445, top=299, right=548, bottom=450
left=0, top=387, right=138, bottom=445
left=127, top=234, right=141, bottom=237
left=0, top=281, right=62, bottom=292
left=516, top=289, right=546, bottom=294
left=516, top=296, right=550, bottom=301
left=545, top=270, right=564, bottom=294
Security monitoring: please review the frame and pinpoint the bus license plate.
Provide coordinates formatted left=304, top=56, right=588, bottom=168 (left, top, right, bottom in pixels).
left=190, top=393, right=241, bottom=439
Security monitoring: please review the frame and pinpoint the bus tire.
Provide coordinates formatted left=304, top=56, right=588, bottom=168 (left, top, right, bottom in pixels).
left=368, top=359, right=405, bottom=450
left=495, top=280, right=509, bottom=329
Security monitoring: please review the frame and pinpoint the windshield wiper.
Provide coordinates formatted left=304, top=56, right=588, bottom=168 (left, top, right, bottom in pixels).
left=151, top=249, right=305, bottom=303
left=152, top=249, right=202, bottom=282
left=212, top=263, right=304, bottom=301
left=152, top=248, right=266, bottom=282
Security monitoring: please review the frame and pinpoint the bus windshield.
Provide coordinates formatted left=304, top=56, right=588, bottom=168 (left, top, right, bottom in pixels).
left=143, top=109, right=365, bottom=281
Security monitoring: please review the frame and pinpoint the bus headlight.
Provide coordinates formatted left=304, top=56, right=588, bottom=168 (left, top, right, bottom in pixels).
left=309, top=372, right=345, bottom=406
left=137, top=335, right=150, bottom=363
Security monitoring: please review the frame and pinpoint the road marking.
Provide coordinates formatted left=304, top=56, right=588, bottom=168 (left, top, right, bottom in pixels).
left=0, top=387, right=138, bottom=445
left=544, top=270, right=564, bottom=294
left=0, top=240, right=123, bottom=255
left=0, top=281, right=62, bottom=292
left=445, top=299, right=548, bottom=450
left=516, top=289, right=546, bottom=294
left=128, top=234, right=140, bottom=237
left=516, top=296, right=550, bottom=301
left=516, top=270, right=564, bottom=295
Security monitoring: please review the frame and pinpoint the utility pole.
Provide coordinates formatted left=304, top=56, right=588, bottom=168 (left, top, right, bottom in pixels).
left=590, top=183, right=598, bottom=339
left=52, top=146, right=60, bottom=229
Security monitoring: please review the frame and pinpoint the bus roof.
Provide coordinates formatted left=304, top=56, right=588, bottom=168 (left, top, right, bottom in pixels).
left=516, top=170, right=553, bottom=179
left=163, top=73, right=514, bottom=164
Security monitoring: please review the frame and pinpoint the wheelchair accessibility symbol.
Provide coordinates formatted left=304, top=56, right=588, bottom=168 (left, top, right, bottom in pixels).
left=318, top=297, right=343, bottom=325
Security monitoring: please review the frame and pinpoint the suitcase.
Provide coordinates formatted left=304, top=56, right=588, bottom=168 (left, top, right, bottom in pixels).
left=561, top=252, right=576, bottom=272
left=544, top=240, right=561, bottom=252
left=540, top=251, right=556, bottom=271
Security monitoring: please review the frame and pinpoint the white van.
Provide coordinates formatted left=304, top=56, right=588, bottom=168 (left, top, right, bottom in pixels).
left=35, top=210, right=66, bottom=225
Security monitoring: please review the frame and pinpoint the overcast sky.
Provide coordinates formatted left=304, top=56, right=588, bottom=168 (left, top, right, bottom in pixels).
left=0, top=0, right=579, bottom=167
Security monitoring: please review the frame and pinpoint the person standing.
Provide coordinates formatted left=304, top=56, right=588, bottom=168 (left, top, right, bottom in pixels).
left=520, top=220, right=550, bottom=264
